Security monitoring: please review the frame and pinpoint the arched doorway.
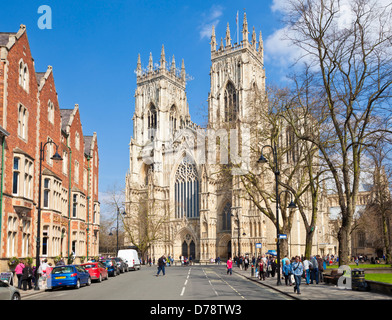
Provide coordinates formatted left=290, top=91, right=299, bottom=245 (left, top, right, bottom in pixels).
left=227, top=240, right=232, bottom=259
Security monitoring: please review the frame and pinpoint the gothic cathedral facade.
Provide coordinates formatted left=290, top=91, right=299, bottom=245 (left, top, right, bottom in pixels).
left=125, top=14, right=334, bottom=261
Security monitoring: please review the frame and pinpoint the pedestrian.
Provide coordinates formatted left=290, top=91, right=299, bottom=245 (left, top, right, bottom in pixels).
left=156, top=255, right=166, bottom=276
left=21, top=262, right=33, bottom=291
left=244, top=256, right=249, bottom=271
left=316, top=255, right=324, bottom=283
left=258, top=258, right=266, bottom=281
left=270, top=258, right=277, bottom=277
left=227, top=257, right=233, bottom=275
left=310, top=255, right=319, bottom=284
left=15, top=260, right=25, bottom=289
left=291, top=256, right=304, bottom=295
left=282, top=259, right=291, bottom=286
left=303, top=257, right=312, bottom=284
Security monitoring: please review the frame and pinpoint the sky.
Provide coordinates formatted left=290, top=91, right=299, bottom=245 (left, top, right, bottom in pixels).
left=0, top=0, right=294, bottom=215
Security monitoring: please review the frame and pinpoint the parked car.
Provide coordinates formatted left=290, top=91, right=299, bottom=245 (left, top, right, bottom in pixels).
left=0, top=280, right=21, bottom=300
left=81, top=262, right=109, bottom=282
left=102, top=259, right=120, bottom=277
left=46, top=265, right=91, bottom=290
left=118, top=249, right=141, bottom=271
left=113, top=257, right=128, bottom=273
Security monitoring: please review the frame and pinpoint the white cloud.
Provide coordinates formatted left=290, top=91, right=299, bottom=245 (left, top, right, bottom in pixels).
left=199, top=5, right=224, bottom=40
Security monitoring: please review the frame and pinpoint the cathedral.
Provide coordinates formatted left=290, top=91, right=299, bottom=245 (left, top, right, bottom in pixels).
left=125, top=13, right=336, bottom=262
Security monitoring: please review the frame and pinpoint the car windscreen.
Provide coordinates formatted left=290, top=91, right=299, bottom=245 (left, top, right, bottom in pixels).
left=52, top=266, right=74, bottom=274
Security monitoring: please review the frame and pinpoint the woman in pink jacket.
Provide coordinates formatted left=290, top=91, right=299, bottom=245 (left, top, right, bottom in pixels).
left=227, top=257, right=233, bottom=275
left=14, top=261, right=25, bottom=289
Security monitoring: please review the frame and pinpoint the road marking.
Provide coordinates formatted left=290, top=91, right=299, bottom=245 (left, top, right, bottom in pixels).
left=208, top=269, right=246, bottom=300
left=203, top=268, right=219, bottom=296
left=180, top=267, right=191, bottom=296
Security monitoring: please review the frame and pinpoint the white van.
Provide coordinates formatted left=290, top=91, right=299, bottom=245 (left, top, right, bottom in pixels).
left=117, top=249, right=141, bottom=271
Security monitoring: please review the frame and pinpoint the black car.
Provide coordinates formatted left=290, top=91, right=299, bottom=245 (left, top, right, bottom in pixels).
left=113, top=257, right=128, bottom=273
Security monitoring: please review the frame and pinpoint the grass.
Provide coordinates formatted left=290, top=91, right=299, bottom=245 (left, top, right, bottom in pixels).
left=326, top=264, right=392, bottom=269
left=364, top=274, right=392, bottom=284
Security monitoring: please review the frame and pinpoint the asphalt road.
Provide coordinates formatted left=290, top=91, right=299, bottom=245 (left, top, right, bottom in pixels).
left=23, top=264, right=292, bottom=301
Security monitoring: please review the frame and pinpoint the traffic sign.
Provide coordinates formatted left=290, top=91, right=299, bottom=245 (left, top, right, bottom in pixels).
left=278, top=234, right=287, bottom=239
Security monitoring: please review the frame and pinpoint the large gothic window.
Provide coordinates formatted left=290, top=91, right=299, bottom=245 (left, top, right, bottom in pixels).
left=222, top=202, right=232, bottom=231
left=224, top=82, right=238, bottom=122
left=174, top=156, right=199, bottom=219
left=147, top=104, right=157, bottom=141
left=170, top=105, right=177, bottom=133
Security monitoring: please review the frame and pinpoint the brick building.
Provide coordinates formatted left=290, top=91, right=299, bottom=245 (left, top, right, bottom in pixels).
left=0, top=25, right=100, bottom=272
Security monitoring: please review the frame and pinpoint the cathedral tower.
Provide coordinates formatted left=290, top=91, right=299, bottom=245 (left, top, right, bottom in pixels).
left=208, top=13, right=265, bottom=129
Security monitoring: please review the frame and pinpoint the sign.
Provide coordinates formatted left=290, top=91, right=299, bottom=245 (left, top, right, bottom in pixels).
left=0, top=272, right=13, bottom=285
left=255, top=243, right=262, bottom=249
left=278, top=234, right=287, bottom=239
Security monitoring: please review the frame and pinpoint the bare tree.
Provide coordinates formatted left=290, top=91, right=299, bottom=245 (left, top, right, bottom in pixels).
left=280, top=0, right=392, bottom=265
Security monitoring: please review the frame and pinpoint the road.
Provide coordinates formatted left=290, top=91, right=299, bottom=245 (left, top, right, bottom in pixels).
left=23, top=264, right=292, bottom=301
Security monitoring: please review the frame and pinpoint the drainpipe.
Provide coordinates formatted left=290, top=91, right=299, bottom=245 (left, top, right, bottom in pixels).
left=86, top=155, right=91, bottom=260
left=67, top=142, right=72, bottom=258
left=0, top=134, right=8, bottom=246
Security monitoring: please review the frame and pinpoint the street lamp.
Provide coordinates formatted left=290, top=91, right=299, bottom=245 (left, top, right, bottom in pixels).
left=35, top=140, right=62, bottom=290
left=231, top=213, right=247, bottom=258
left=258, top=143, right=296, bottom=286
left=109, top=206, right=126, bottom=255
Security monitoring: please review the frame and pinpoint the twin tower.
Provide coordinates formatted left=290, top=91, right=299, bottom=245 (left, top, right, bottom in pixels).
left=131, top=12, right=265, bottom=150
left=126, top=13, right=267, bottom=261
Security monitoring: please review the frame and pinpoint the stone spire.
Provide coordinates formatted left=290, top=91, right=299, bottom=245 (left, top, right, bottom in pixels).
left=242, top=12, right=249, bottom=43
left=259, top=31, right=264, bottom=63
left=252, top=27, right=257, bottom=47
left=181, top=59, right=186, bottom=81
left=160, top=44, right=166, bottom=70
left=136, top=53, right=141, bottom=76
left=171, top=55, right=176, bottom=74
left=225, top=23, right=231, bottom=47
left=210, top=25, right=217, bottom=51
left=148, top=52, right=153, bottom=72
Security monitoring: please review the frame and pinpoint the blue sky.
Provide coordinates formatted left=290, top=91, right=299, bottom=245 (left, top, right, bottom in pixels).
left=0, top=0, right=292, bottom=211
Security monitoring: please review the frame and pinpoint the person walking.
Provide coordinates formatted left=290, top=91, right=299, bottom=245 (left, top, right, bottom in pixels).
left=227, top=257, right=233, bottom=275
left=15, top=260, right=25, bottom=289
left=156, top=255, right=166, bottom=276
left=282, top=259, right=291, bottom=286
left=303, top=257, right=312, bottom=285
left=258, top=258, right=266, bottom=281
left=291, top=256, right=304, bottom=295
left=21, top=262, right=33, bottom=291
left=310, top=255, right=319, bottom=284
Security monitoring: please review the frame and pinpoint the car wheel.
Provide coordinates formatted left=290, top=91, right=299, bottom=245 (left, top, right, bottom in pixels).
left=86, top=277, right=91, bottom=286
left=98, top=274, right=102, bottom=283
left=75, top=279, right=81, bottom=289
left=11, top=293, right=21, bottom=300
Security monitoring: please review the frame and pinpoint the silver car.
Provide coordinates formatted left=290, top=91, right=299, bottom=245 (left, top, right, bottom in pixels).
left=0, top=280, right=21, bottom=300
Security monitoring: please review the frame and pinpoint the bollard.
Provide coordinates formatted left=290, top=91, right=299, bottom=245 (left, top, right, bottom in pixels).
left=251, top=266, right=254, bottom=277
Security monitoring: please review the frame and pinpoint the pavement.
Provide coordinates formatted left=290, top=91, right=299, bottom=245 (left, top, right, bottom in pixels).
left=233, top=267, right=392, bottom=300
left=16, top=266, right=392, bottom=300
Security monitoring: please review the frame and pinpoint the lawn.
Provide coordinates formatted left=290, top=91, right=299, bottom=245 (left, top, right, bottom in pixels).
left=364, top=274, right=392, bottom=284
left=326, top=264, right=392, bottom=269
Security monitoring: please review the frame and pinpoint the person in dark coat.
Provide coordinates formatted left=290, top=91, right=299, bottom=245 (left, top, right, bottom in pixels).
left=22, top=262, right=33, bottom=291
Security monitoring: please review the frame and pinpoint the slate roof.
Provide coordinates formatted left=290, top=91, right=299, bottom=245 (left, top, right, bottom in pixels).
left=0, top=32, right=15, bottom=46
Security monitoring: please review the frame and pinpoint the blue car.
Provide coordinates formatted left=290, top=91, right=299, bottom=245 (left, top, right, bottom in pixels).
left=102, top=259, right=120, bottom=277
left=47, top=265, right=91, bottom=290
